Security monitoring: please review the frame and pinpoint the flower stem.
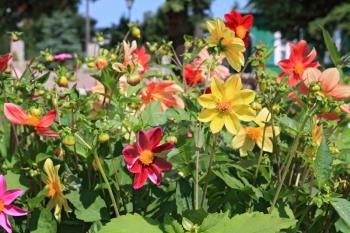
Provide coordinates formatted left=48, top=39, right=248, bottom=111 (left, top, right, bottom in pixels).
left=93, top=150, right=120, bottom=217
left=201, top=133, right=218, bottom=208
left=269, top=114, right=309, bottom=213
left=194, top=122, right=202, bottom=210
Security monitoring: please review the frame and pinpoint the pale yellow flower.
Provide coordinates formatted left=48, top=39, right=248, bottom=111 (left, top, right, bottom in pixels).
left=198, top=75, right=256, bottom=134
left=231, top=108, right=280, bottom=156
left=43, top=158, right=71, bottom=222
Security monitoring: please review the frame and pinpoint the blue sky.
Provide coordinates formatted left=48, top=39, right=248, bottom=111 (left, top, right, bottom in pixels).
left=79, top=0, right=248, bottom=28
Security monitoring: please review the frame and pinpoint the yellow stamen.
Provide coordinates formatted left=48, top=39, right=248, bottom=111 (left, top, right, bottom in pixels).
left=0, top=200, right=4, bottom=213
left=294, top=63, right=304, bottom=75
left=236, top=25, right=247, bottom=39
left=25, top=116, right=40, bottom=126
left=217, top=101, right=232, bottom=113
left=246, top=127, right=261, bottom=140
left=139, top=150, right=154, bottom=166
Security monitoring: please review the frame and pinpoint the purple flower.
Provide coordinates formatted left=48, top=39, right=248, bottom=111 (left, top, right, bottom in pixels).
left=53, top=53, right=73, bottom=62
left=0, top=175, right=27, bottom=233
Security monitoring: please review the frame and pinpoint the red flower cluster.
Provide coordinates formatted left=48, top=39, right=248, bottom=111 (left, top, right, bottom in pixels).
left=0, top=54, right=12, bottom=72
left=277, top=40, right=319, bottom=87
left=4, top=103, right=59, bottom=137
left=184, top=64, right=205, bottom=87
left=224, top=10, right=253, bottom=48
left=122, top=127, right=173, bottom=189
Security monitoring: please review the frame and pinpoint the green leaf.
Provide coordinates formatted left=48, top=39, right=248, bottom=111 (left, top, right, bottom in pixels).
left=36, top=72, right=50, bottom=84
left=331, top=198, right=350, bottom=228
left=212, top=167, right=244, bottom=190
left=204, top=212, right=295, bottom=233
left=28, top=189, right=49, bottom=209
left=66, top=190, right=109, bottom=222
left=5, top=171, right=29, bottom=192
left=335, top=218, right=350, bottom=233
left=182, top=209, right=207, bottom=225
left=199, top=212, right=230, bottom=232
left=99, top=214, right=162, bottom=233
left=163, top=215, right=184, bottom=233
left=29, top=208, right=57, bottom=233
left=315, top=136, right=333, bottom=187
left=321, top=27, right=341, bottom=65
left=140, top=102, right=167, bottom=127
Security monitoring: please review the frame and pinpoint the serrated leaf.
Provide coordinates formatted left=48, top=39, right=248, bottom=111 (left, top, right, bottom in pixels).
left=163, top=215, right=184, bottom=233
left=99, top=214, right=162, bottom=233
left=140, top=101, right=167, bottom=127
left=199, top=212, right=229, bottom=233
left=207, top=212, right=295, bottom=233
left=315, top=135, right=333, bottom=187
left=331, top=198, right=350, bottom=228
left=321, top=27, right=341, bottom=65
left=66, top=190, right=109, bottom=222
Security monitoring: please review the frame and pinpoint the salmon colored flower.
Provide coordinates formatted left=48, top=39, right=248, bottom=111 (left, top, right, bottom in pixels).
left=43, top=158, right=72, bottom=222
left=0, top=175, right=27, bottom=233
left=198, top=75, right=256, bottom=134
left=4, top=103, right=59, bottom=137
left=277, top=40, right=319, bottom=87
left=192, top=48, right=230, bottom=80
left=224, top=10, right=253, bottom=48
left=231, top=108, right=280, bottom=156
left=184, top=64, right=205, bottom=86
left=302, top=67, right=350, bottom=120
left=0, top=54, right=12, bottom=72
left=95, top=57, right=108, bottom=70
left=133, top=46, right=151, bottom=73
left=206, top=18, right=245, bottom=72
left=140, top=79, right=184, bottom=112
left=122, top=127, right=173, bottom=189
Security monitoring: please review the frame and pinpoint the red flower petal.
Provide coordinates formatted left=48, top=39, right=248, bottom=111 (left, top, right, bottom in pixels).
left=122, top=145, right=139, bottom=166
left=3, top=189, right=23, bottom=205
left=146, top=166, right=161, bottom=186
left=137, top=130, right=151, bottom=151
left=0, top=53, right=12, bottom=72
left=152, top=157, right=172, bottom=172
left=133, top=168, right=149, bottom=189
left=241, top=14, right=253, bottom=29
left=152, top=142, right=174, bottom=153
left=146, top=127, right=162, bottom=149
left=4, top=103, right=29, bottom=125
left=34, top=127, right=59, bottom=137
left=37, top=110, right=57, bottom=128
left=129, top=160, right=142, bottom=173
left=3, top=205, right=27, bottom=216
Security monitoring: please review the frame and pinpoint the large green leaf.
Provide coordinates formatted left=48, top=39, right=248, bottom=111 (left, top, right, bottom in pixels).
left=202, top=212, right=295, bottom=233
left=335, top=218, right=350, bottom=233
left=66, top=190, right=109, bottom=222
left=99, top=214, right=162, bottom=233
left=212, top=167, right=244, bottom=190
left=315, top=136, right=333, bottom=187
left=162, top=215, right=184, bottom=233
left=321, top=27, right=341, bottom=66
left=199, top=212, right=230, bottom=233
left=29, top=208, right=57, bottom=233
left=331, top=198, right=350, bottom=228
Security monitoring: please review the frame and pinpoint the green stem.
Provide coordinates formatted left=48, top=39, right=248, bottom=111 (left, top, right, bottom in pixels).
left=194, top=122, right=202, bottom=210
left=201, top=134, right=218, bottom=208
left=93, top=150, right=120, bottom=217
left=269, top=114, right=309, bottom=213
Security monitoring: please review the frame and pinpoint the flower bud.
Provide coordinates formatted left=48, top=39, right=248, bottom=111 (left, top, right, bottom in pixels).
left=310, top=83, right=321, bottom=92
left=55, top=149, right=65, bottom=158
left=63, top=135, right=76, bottom=146
left=99, top=133, right=110, bottom=143
left=127, top=73, right=142, bottom=86
left=45, top=54, right=54, bottom=63
left=251, top=102, right=262, bottom=110
left=57, top=76, right=69, bottom=87
left=30, top=108, right=41, bottom=117
left=131, top=27, right=141, bottom=39
left=272, top=104, right=280, bottom=114
left=166, top=136, right=177, bottom=144
left=96, top=57, right=108, bottom=70
left=329, top=146, right=339, bottom=155
left=87, top=62, right=96, bottom=68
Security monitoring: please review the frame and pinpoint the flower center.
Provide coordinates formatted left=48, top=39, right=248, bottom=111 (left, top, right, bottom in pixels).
left=294, top=63, right=304, bottom=75
left=217, top=101, right=231, bottom=113
left=236, top=25, right=247, bottom=39
left=48, top=181, right=57, bottom=197
left=246, top=127, right=262, bottom=140
left=139, top=150, right=154, bottom=166
left=25, top=116, right=40, bottom=126
left=0, top=200, right=4, bottom=213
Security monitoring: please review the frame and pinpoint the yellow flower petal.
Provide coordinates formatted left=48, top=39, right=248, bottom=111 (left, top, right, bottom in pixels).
left=231, top=128, right=247, bottom=149
left=224, top=113, right=241, bottom=135
left=240, top=139, right=256, bottom=156
left=233, top=90, right=256, bottom=105
left=232, top=105, right=256, bottom=122
left=264, top=126, right=280, bottom=137
left=225, top=45, right=245, bottom=72
left=198, top=109, right=218, bottom=122
left=255, top=108, right=271, bottom=126
left=211, top=77, right=225, bottom=100
left=223, top=75, right=241, bottom=100
left=210, top=115, right=225, bottom=133
left=257, top=137, right=273, bottom=153
left=198, top=94, right=217, bottom=109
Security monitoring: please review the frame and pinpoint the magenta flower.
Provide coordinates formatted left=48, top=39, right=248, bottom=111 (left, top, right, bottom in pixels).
left=53, top=53, right=73, bottom=62
left=122, top=127, right=174, bottom=189
left=0, top=175, right=27, bottom=233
